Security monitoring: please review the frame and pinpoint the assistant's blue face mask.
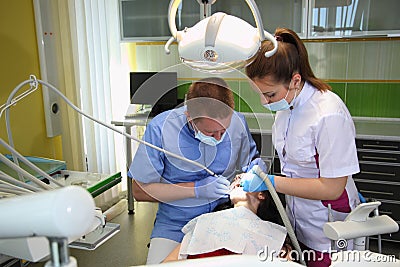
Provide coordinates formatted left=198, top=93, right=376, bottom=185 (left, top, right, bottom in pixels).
left=192, top=122, right=226, bottom=146
left=263, top=97, right=290, bottom=111
left=263, top=81, right=297, bottom=112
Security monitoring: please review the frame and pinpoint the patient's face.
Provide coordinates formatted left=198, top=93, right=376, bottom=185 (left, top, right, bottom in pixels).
left=230, top=174, right=242, bottom=190
left=229, top=174, right=258, bottom=204
left=230, top=186, right=247, bottom=203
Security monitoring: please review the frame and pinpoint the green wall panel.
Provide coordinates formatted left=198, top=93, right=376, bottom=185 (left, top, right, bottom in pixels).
left=177, top=80, right=191, bottom=100
left=179, top=80, right=399, bottom=118
left=346, top=83, right=400, bottom=118
left=329, top=83, right=346, bottom=103
left=238, top=80, right=269, bottom=113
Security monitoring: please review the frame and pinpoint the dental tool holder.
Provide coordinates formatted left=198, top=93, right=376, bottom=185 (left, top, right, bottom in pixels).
left=323, top=201, right=399, bottom=250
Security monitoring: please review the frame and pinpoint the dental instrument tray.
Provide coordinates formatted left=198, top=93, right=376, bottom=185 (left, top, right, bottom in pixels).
left=1, top=155, right=67, bottom=178
left=1, top=155, right=122, bottom=197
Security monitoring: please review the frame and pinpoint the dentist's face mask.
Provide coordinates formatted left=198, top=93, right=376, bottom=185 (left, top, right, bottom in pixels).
left=191, top=121, right=226, bottom=146
left=263, top=81, right=298, bottom=112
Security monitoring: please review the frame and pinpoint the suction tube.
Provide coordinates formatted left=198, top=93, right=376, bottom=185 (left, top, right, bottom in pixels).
left=254, top=166, right=306, bottom=265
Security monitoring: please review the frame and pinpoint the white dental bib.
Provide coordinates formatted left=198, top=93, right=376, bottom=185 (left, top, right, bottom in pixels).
left=179, top=206, right=287, bottom=259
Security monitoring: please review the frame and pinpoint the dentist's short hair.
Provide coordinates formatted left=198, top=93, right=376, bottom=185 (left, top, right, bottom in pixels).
left=186, top=77, right=234, bottom=120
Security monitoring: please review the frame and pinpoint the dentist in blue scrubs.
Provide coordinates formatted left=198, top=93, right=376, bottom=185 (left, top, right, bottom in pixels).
left=128, top=77, right=259, bottom=264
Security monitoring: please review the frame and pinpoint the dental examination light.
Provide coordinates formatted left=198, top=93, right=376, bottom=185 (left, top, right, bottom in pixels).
left=165, top=0, right=278, bottom=73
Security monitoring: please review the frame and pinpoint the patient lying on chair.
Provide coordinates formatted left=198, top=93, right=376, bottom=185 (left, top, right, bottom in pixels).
left=163, top=176, right=291, bottom=262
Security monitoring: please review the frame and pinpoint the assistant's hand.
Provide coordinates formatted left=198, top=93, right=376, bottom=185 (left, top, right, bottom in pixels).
left=194, top=175, right=230, bottom=199
left=240, top=166, right=275, bottom=192
left=242, top=158, right=268, bottom=173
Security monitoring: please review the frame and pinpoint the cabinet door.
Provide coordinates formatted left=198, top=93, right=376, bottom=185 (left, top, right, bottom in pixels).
left=120, top=0, right=200, bottom=41
left=213, top=0, right=305, bottom=37
left=309, top=0, right=400, bottom=38
left=119, top=0, right=306, bottom=41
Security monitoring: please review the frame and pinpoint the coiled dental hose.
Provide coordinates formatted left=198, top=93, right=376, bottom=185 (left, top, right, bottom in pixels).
left=254, top=166, right=306, bottom=265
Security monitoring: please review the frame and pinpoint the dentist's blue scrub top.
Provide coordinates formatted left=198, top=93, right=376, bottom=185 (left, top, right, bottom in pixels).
left=128, top=106, right=258, bottom=242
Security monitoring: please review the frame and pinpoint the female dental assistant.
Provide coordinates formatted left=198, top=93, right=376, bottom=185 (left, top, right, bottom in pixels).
left=128, top=77, right=259, bottom=264
left=244, top=28, right=361, bottom=267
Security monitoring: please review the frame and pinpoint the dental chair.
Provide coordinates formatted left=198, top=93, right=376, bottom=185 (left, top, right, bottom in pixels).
left=323, top=201, right=399, bottom=266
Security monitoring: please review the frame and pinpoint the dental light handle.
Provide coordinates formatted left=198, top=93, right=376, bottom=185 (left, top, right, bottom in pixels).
left=264, top=30, right=278, bottom=57
left=254, top=166, right=306, bottom=266
left=13, top=77, right=217, bottom=177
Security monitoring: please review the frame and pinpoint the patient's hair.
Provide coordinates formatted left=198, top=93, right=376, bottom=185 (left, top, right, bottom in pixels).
left=213, top=191, right=283, bottom=226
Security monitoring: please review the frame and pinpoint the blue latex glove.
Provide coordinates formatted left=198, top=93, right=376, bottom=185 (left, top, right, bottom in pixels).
left=194, top=175, right=230, bottom=199
left=358, top=192, right=367, bottom=203
left=242, top=158, right=268, bottom=173
left=240, top=167, right=275, bottom=192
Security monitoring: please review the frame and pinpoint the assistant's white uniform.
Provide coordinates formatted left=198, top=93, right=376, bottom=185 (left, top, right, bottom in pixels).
left=272, top=82, right=360, bottom=252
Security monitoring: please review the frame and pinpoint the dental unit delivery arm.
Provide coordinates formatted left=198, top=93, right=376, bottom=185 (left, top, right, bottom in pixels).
left=1, top=77, right=218, bottom=183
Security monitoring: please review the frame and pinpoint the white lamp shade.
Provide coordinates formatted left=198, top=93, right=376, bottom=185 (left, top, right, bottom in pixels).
left=177, top=13, right=260, bottom=72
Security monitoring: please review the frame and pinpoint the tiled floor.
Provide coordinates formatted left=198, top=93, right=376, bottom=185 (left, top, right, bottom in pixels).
left=27, top=201, right=399, bottom=267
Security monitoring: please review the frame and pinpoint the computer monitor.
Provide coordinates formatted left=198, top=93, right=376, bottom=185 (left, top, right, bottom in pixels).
left=130, top=71, right=178, bottom=116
